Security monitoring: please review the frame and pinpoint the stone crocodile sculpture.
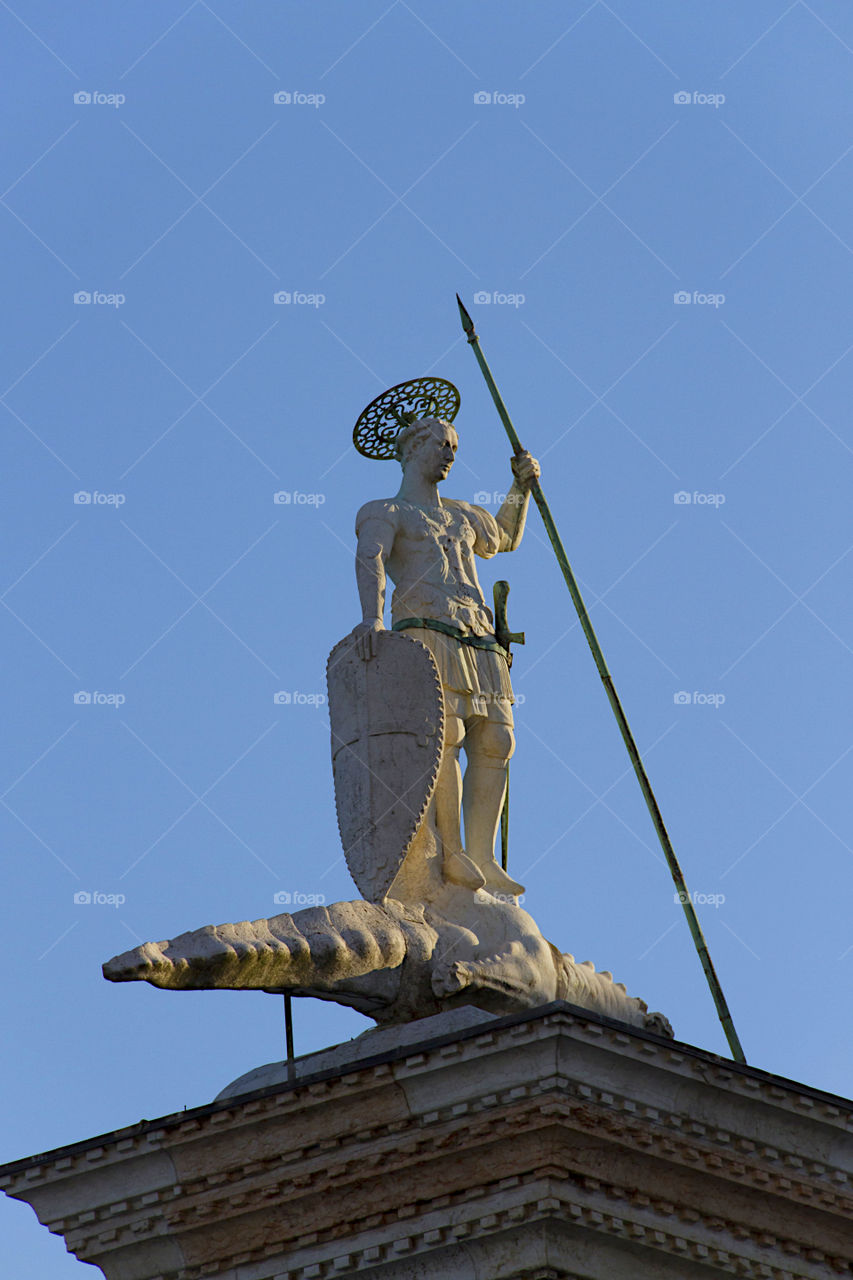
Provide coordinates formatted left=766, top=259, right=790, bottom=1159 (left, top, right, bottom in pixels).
left=104, top=888, right=672, bottom=1035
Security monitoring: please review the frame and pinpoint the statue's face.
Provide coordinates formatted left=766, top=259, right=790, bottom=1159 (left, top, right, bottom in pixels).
left=416, top=419, right=459, bottom=484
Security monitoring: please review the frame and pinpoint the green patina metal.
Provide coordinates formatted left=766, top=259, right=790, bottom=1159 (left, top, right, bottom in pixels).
left=492, top=580, right=523, bottom=872
left=457, top=293, right=746, bottom=1065
left=392, top=616, right=509, bottom=658
left=493, top=579, right=525, bottom=659
left=500, top=767, right=510, bottom=874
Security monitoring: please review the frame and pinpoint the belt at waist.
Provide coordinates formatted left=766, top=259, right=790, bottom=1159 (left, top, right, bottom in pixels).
left=392, top=617, right=508, bottom=659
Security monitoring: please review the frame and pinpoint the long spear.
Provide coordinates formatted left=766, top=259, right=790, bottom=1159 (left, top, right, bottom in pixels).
left=457, top=294, right=746, bottom=1064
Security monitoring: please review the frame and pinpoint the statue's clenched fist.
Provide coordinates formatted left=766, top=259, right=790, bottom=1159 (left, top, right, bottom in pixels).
left=511, top=450, right=540, bottom=490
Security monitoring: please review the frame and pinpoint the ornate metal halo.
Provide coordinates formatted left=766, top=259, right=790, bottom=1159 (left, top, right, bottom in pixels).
left=353, top=377, right=461, bottom=460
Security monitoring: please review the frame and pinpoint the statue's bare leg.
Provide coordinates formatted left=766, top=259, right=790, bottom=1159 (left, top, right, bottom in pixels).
left=462, top=719, right=525, bottom=897
left=433, top=711, right=486, bottom=890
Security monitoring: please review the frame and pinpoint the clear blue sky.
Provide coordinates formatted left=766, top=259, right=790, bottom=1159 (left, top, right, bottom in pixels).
left=3, top=2, right=852, bottom=1271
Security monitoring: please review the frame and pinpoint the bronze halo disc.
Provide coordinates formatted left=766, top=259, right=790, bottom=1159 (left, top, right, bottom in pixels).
left=353, top=377, right=461, bottom=460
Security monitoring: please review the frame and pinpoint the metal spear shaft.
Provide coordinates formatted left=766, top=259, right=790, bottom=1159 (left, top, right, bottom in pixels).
left=457, top=294, right=746, bottom=1065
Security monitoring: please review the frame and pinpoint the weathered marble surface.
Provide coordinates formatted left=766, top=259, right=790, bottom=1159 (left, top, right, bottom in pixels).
left=348, top=413, right=540, bottom=900
left=327, top=629, right=445, bottom=903
left=104, top=890, right=670, bottom=1034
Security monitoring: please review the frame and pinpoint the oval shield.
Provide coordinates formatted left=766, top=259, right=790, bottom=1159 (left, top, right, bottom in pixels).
left=326, top=631, right=445, bottom=902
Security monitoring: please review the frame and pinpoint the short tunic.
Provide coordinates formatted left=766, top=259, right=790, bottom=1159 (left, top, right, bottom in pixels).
left=355, top=496, right=515, bottom=723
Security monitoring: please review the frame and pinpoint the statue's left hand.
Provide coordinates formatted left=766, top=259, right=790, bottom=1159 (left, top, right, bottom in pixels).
left=350, top=618, right=385, bottom=661
left=511, top=450, right=540, bottom=491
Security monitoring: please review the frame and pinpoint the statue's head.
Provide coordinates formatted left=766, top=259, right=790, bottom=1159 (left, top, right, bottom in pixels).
left=395, top=416, right=458, bottom=483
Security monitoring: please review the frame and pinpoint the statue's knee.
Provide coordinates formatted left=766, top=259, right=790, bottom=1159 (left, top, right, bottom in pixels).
left=476, top=722, right=515, bottom=763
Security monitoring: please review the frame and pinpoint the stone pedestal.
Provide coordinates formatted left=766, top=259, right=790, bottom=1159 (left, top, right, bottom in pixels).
left=2, top=1001, right=851, bottom=1279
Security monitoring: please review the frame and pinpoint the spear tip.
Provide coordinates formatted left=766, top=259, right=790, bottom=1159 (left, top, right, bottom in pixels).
left=456, top=292, right=475, bottom=336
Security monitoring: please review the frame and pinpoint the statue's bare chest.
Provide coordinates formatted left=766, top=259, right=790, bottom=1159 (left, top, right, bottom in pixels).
left=394, top=503, right=476, bottom=559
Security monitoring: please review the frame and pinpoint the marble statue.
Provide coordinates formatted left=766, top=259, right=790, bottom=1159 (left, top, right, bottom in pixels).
left=344, top=412, right=538, bottom=901
left=104, top=380, right=672, bottom=1039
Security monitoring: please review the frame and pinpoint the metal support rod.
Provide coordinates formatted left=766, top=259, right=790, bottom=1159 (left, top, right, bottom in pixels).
left=457, top=294, right=746, bottom=1064
left=500, top=766, right=510, bottom=872
left=284, top=993, right=295, bottom=1081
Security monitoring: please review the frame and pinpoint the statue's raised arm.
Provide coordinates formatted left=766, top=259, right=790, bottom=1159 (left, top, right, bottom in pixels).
left=495, top=449, right=540, bottom=550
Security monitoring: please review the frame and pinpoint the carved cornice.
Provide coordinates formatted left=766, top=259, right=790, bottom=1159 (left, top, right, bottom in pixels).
left=3, top=1004, right=851, bottom=1279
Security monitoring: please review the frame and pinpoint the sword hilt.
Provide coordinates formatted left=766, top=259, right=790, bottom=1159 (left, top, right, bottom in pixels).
left=493, top=580, right=525, bottom=664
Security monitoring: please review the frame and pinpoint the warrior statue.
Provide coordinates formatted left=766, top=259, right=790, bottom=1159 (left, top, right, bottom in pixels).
left=346, top=382, right=538, bottom=901
left=104, top=375, right=672, bottom=1041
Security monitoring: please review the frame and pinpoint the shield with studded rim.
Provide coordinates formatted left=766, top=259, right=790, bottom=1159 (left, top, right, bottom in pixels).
left=327, top=630, right=445, bottom=903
